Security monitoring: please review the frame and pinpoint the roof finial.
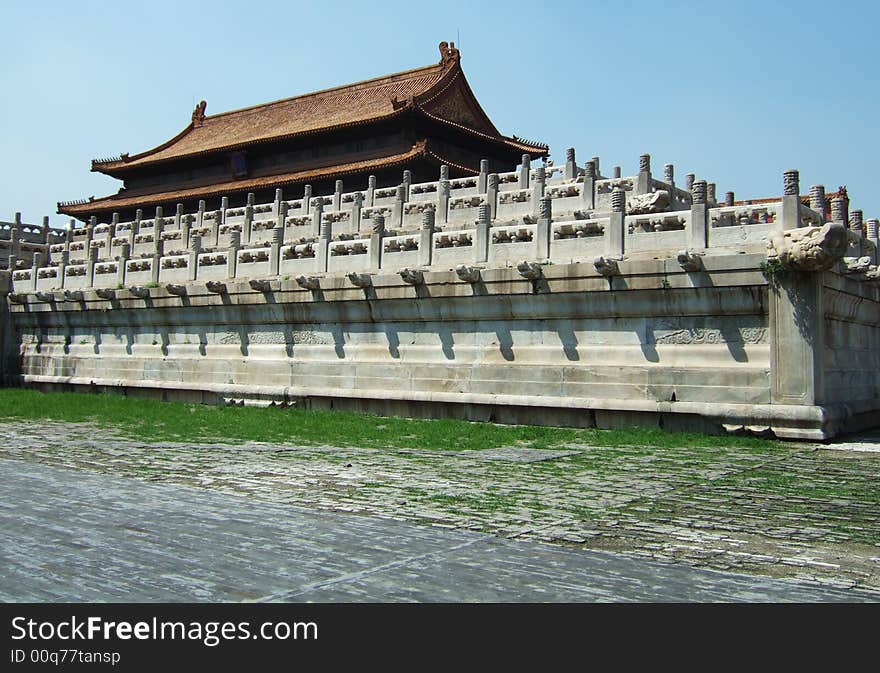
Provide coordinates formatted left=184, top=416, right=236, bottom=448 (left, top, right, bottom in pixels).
left=439, top=41, right=460, bottom=65
left=191, top=100, right=207, bottom=127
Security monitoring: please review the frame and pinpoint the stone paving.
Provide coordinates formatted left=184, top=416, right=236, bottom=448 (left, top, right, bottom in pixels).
left=2, top=458, right=878, bottom=603
left=1, top=420, right=879, bottom=597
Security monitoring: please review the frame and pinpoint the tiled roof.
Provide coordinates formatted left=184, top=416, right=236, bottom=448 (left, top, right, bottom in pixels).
left=92, top=43, right=548, bottom=175
left=94, top=61, right=451, bottom=173
left=61, top=143, right=435, bottom=215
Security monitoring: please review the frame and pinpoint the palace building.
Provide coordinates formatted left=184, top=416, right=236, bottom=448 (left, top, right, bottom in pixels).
left=58, top=42, right=548, bottom=223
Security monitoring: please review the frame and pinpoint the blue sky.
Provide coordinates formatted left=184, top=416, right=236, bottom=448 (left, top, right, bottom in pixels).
left=1, top=0, right=877, bottom=226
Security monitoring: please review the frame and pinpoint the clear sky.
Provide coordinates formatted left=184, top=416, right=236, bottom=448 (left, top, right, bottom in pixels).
left=1, top=0, right=877, bottom=227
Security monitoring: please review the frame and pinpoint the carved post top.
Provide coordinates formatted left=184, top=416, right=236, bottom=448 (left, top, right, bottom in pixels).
left=274, top=188, right=283, bottom=202
left=396, top=184, right=406, bottom=201
left=88, top=245, right=98, bottom=262
left=685, top=174, right=695, bottom=191
left=850, top=209, right=864, bottom=230
left=809, top=184, right=826, bottom=213
left=371, top=213, right=385, bottom=234
left=725, top=191, right=735, bottom=207
left=691, top=180, right=707, bottom=205
left=368, top=175, right=377, bottom=189
left=402, top=170, right=412, bottom=185
left=566, top=147, right=575, bottom=162
left=335, top=180, right=343, bottom=193
left=477, top=202, right=490, bottom=225
left=221, top=196, right=229, bottom=210
left=639, top=153, right=651, bottom=173
left=539, top=194, right=552, bottom=221
left=352, top=191, right=364, bottom=205
left=439, top=179, right=451, bottom=196
left=190, top=233, right=201, bottom=252
left=783, top=169, right=800, bottom=197
left=247, top=192, right=256, bottom=206
left=521, top=154, right=531, bottom=169
left=612, top=166, right=621, bottom=179
left=663, top=163, right=674, bottom=182
left=421, top=207, right=435, bottom=230
left=154, top=206, right=163, bottom=220
left=13, top=212, right=21, bottom=226
left=88, top=215, right=97, bottom=228
left=831, top=196, right=849, bottom=224
left=487, top=173, right=499, bottom=189
left=866, top=219, right=879, bottom=238
left=119, top=242, right=130, bottom=259
left=584, top=160, right=596, bottom=179
left=611, top=186, right=626, bottom=213
left=175, top=204, right=184, bottom=216
left=32, top=251, right=43, bottom=267
left=135, top=209, right=143, bottom=223
left=111, top=212, right=120, bottom=224
left=319, top=221, right=331, bottom=239
left=229, top=230, right=241, bottom=248
left=479, top=159, right=489, bottom=172
left=591, top=156, right=600, bottom=175
left=271, top=225, right=284, bottom=246
left=707, top=183, right=717, bottom=203
left=244, top=204, right=254, bottom=220
left=534, top=166, right=546, bottom=183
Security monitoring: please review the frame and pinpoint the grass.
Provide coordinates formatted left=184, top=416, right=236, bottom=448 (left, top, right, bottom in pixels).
left=0, top=387, right=786, bottom=452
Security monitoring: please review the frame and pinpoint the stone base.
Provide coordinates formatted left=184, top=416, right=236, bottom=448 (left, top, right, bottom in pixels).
left=22, top=374, right=861, bottom=440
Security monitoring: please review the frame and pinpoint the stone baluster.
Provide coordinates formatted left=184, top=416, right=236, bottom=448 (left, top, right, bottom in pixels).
left=273, top=189, right=283, bottom=217
left=270, top=225, right=283, bottom=276
left=606, top=187, right=626, bottom=258
left=247, top=192, right=256, bottom=208
left=475, top=202, right=491, bottom=264
left=243, top=205, right=253, bottom=245
left=725, top=191, right=735, bottom=207
left=810, top=185, right=826, bottom=222
left=196, top=200, right=206, bottom=232
left=437, top=176, right=450, bottom=225
left=58, top=248, right=68, bottom=289
left=134, top=209, right=143, bottom=235
left=564, top=147, right=577, bottom=181
left=850, top=209, right=864, bottom=235
left=311, top=195, right=324, bottom=237
left=685, top=174, right=695, bottom=193
left=366, top=176, right=376, bottom=207
left=150, top=238, right=162, bottom=285
left=636, top=153, right=651, bottom=195
left=439, top=165, right=449, bottom=182
left=181, top=213, right=192, bottom=249
left=519, top=154, right=531, bottom=189
left=87, top=244, right=98, bottom=287
left=418, top=207, right=435, bottom=267
left=7, top=253, right=17, bottom=285
left=333, top=180, right=343, bottom=212
left=210, top=210, right=220, bottom=248
left=393, top=183, right=406, bottom=228
left=591, top=156, right=601, bottom=178
left=532, top=166, right=546, bottom=215
left=689, top=180, right=709, bottom=249
left=612, top=166, right=621, bottom=179
left=402, top=170, right=412, bottom=202
left=10, top=221, right=20, bottom=259
left=478, top=159, right=489, bottom=194
left=867, top=219, right=879, bottom=264
left=487, top=173, right=499, bottom=220
left=87, top=216, right=96, bottom=248
left=154, top=207, right=164, bottom=244
left=352, top=192, right=364, bottom=232
left=370, top=213, right=384, bottom=269
left=109, top=212, right=119, bottom=241
left=227, top=230, right=240, bottom=280
left=117, top=242, right=129, bottom=288
left=707, top=183, right=717, bottom=205
left=582, top=160, right=596, bottom=210
left=276, top=200, right=288, bottom=230
left=30, top=250, right=41, bottom=291
left=221, top=197, right=229, bottom=226
left=781, top=169, right=801, bottom=230
left=831, top=195, right=848, bottom=227
left=188, top=234, right=201, bottom=282
left=42, top=215, right=51, bottom=244
left=536, top=194, right=552, bottom=260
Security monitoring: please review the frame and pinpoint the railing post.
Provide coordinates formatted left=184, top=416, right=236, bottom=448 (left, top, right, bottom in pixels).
left=636, top=153, right=651, bottom=195
left=689, top=180, right=709, bottom=249
left=475, top=203, right=490, bottom=264
left=582, top=160, right=596, bottom=210
left=564, top=147, right=577, bottom=180
left=536, top=194, right=552, bottom=260
left=519, top=154, right=530, bottom=190
left=369, top=214, right=384, bottom=270
left=478, top=159, right=489, bottom=194
left=606, top=187, right=625, bottom=258
left=352, top=192, right=363, bottom=233
left=781, top=169, right=801, bottom=230
left=532, top=166, right=546, bottom=217
left=487, top=173, right=499, bottom=221
left=270, top=225, right=283, bottom=276
left=419, top=207, right=435, bottom=267
left=117, top=243, right=129, bottom=288
left=333, top=180, right=343, bottom=212
left=317, top=220, right=331, bottom=273
left=810, top=185, right=826, bottom=222
left=227, top=231, right=240, bottom=279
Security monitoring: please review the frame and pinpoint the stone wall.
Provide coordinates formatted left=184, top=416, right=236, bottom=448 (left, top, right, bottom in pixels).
left=5, top=154, right=880, bottom=439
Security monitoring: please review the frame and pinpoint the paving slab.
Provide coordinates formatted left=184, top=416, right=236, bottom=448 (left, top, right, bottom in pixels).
left=1, top=458, right=877, bottom=603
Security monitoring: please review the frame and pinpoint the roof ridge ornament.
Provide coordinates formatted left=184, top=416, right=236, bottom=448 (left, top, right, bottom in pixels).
left=191, top=100, right=207, bottom=127
left=438, top=41, right=460, bottom=65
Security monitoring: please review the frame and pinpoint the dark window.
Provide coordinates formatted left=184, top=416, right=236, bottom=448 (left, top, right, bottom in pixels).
left=230, top=152, right=247, bottom=178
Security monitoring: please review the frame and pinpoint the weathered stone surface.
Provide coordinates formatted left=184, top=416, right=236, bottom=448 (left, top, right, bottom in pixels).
left=767, top=223, right=848, bottom=271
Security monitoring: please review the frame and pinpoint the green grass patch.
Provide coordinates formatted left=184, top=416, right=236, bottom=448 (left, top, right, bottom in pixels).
left=0, top=388, right=785, bottom=452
